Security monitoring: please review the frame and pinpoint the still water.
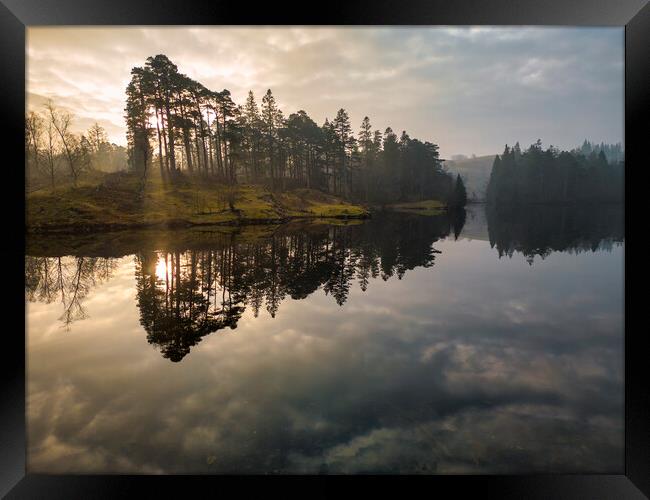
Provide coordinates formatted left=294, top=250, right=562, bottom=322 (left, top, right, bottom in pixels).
left=26, top=205, right=624, bottom=474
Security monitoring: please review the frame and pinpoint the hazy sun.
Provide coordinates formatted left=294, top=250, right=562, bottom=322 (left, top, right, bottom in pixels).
left=155, top=257, right=168, bottom=282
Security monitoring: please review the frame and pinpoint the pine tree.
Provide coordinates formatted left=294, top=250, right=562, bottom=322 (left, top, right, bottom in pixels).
left=124, top=67, right=152, bottom=177
left=261, top=89, right=278, bottom=186
left=117, top=53, right=463, bottom=204
left=453, top=174, right=467, bottom=207
left=332, top=109, right=353, bottom=196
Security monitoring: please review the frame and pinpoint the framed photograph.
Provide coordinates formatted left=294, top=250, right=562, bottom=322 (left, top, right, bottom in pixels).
left=2, top=0, right=646, bottom=497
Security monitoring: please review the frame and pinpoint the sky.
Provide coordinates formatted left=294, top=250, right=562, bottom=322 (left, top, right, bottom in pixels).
left=26, top=237, right=624, bottom=473
left=26, top=27, right=624, bottom=159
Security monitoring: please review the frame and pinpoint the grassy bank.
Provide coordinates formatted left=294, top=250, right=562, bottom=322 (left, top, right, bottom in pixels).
left=387, top=199, right=447, bottom=216
left=26, top=170, right=369, bottom=233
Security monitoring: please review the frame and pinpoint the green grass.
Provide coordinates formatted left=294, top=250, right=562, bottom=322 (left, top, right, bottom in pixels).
left=26, top=170, right=369, bottom=233
left=388, top=199, right=447, bottom=216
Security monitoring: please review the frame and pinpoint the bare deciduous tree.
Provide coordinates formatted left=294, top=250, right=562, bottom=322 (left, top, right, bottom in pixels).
left=46, top=100, right=84, bottom=187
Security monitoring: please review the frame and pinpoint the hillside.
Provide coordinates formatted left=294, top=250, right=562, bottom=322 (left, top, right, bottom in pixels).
left=26, top=170, right=369, bottom=233
left=444, top=154, right=496, bottom=201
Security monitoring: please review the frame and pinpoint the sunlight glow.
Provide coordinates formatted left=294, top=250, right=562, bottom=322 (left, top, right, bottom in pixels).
left=155, top=257, right=168, bottom=282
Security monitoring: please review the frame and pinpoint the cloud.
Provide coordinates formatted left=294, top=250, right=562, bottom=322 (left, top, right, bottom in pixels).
left=26, top=238, right=624, bottom=474
left=26, top=27, right=623, bottom=157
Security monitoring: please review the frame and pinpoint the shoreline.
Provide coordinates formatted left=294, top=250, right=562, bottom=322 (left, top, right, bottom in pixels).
left=26, top=211, right=371, bottom=235
left=26, top=172, right=372, bottom=235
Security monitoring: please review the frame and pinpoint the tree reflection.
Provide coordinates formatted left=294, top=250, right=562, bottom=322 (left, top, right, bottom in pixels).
left=134, top=213, right=451, bottom=361
left=25, top=256, right=118, bottom=328
left=486, top=204, right=624, bottom=263
left=451, top=208, right=467, bottom=241
left=26, top=206, right=624, bottom=360
left=135, top=250, right=245, bottom=362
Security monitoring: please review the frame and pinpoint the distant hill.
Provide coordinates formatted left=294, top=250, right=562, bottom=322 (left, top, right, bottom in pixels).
left=457, top=204, right=489, bottom=241
left=444, top=154, right=496, bottom=202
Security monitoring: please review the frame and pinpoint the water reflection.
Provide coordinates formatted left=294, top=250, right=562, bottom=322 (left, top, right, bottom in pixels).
left=25, top=256, right=118, bottom=328
left=487, top=204, right=624, bottom=263
left=25, top=206, right=624, bottom=474
left=25, top=205, right=624, bottom=359
left=27, top=213, right=456, bottom=355
left=136, top=251, right=245, bottom=362
left=133, top=213, right=456, bottom=361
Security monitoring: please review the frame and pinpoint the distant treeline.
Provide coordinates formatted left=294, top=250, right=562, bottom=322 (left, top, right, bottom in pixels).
left=486, top=140, right=624, bottom=205
left=573, top=140, right=624, bottom=165
left=125, top=54, right=465, bottom=206
left=26, top=103, right=126, bottom=190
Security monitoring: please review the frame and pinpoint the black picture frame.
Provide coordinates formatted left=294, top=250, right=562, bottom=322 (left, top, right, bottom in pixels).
left=1, top=1, right=646, bottom=497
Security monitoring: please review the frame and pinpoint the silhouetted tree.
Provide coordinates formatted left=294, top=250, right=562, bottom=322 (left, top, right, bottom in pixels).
left=450, top=174, right=467, bottom=208
left=487, top=141, right=623, bottom=205
left=120, top=54, right=457, bottom=206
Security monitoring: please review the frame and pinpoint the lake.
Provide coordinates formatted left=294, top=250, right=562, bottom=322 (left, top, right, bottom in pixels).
left=25, top=204, right=625, bottom=474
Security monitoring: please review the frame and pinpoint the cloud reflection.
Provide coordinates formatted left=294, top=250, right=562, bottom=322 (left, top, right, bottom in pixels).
left=27, top=226, right=623, bottom=474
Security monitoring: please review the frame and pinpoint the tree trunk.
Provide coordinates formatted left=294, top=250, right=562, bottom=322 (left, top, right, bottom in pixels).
left=182, top=128, right=193, bottom=173
left=155, top=108, right=164, bottom=176
left=165, top=96, right=176, bottom=172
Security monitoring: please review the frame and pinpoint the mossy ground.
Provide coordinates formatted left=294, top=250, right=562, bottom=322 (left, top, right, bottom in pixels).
left=26, top=170, right=369, bottom=233
left=388, top=199, right=447, bottom=216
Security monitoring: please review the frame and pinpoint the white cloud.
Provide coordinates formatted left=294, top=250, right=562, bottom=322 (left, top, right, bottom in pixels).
left=27, top=27, right=623, bottom=158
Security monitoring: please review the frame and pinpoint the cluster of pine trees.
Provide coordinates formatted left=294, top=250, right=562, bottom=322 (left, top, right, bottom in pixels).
left=486, top=140, right=624, bottom=205
left=573, top=140, right=624, bottom=165
left=125, top=54, right=462, bottom=206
